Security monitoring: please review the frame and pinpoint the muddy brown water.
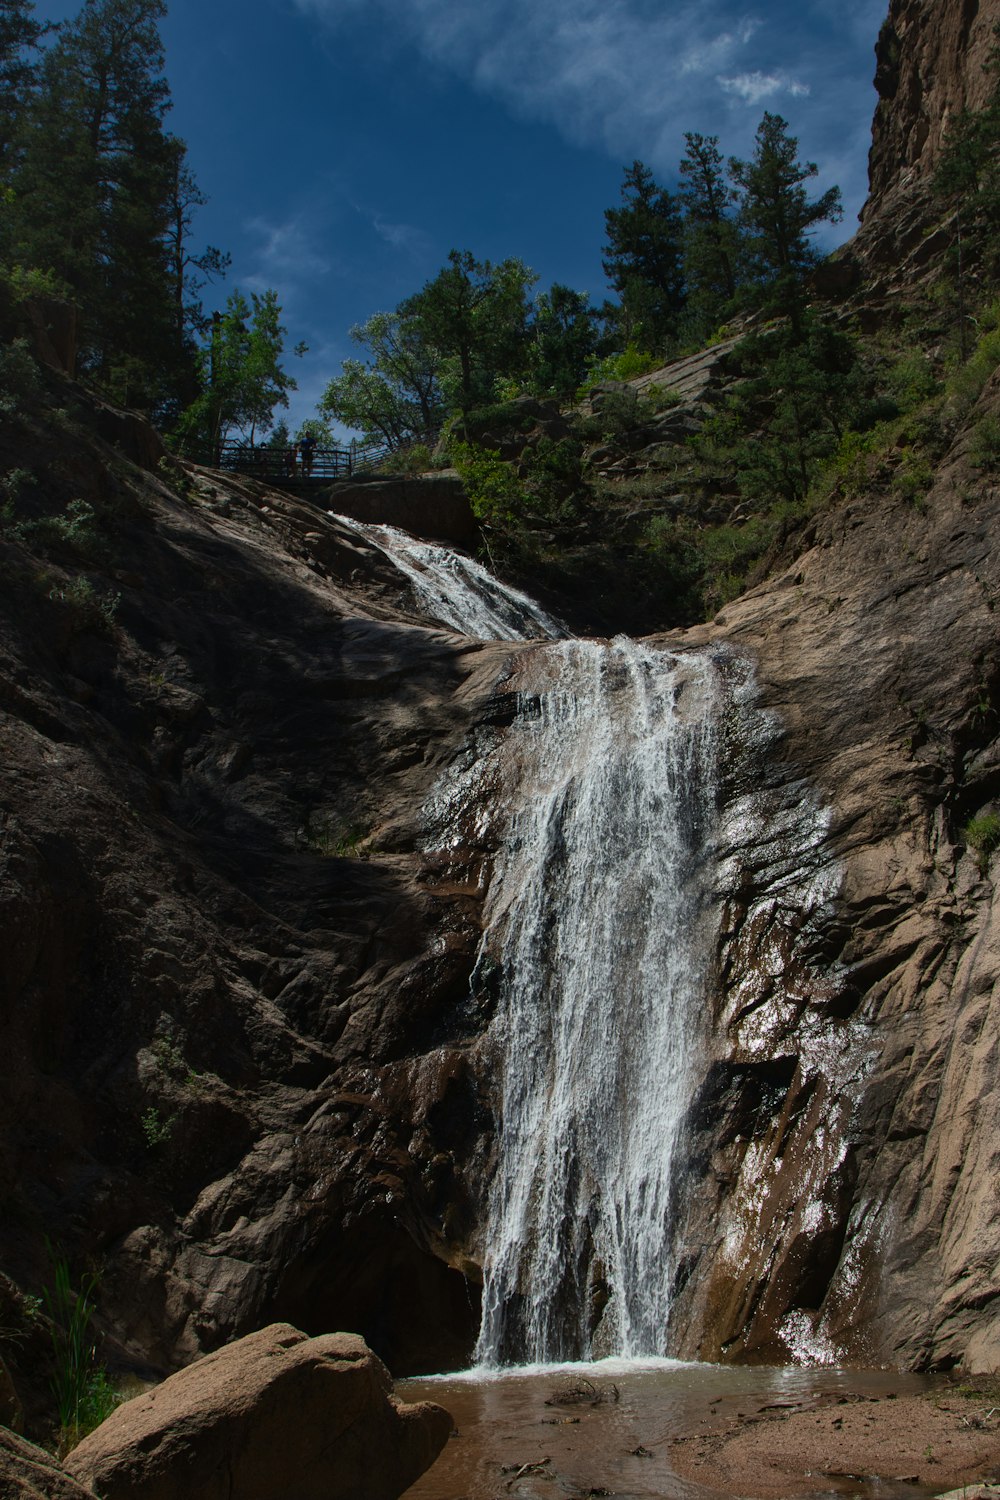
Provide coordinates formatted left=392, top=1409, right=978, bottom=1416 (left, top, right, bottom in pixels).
left=397, top=1360, right=937, bottom=1500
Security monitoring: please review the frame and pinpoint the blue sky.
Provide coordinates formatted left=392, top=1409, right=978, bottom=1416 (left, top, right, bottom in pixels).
left=35, top=0, right=887, bottom=433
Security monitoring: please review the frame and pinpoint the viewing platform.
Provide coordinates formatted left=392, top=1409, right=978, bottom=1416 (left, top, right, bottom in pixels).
left=181, top=438, right=392, bottom=490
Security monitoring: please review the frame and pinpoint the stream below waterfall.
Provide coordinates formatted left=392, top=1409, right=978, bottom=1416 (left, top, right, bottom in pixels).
left=396, top=1364, right=938, bottom=1500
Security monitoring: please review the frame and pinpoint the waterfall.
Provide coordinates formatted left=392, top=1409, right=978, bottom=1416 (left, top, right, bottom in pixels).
left=470, top=640, right=720, bottom=1364
left=329, top=514, right=564, bottom=640
left=353, top=521, right=722, bottom=1365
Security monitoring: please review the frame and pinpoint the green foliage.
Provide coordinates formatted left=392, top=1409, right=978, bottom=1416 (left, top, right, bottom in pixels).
left=892, top=447, right=934, bottom=506
left=527, top=283, right=599, bottom=398
left=379, top=443, right=432, bottom=475
left=47, top=575, right=120, bottom=629
left=320, top=308, right=442, bottom=448
left=944, top=311, right=1000, bottom=417
left=677, top=132, right=742, bottom=340
left=174, top=288, right=301, bottom=450
left=700, top=315, right=864, bottom=507
left=729, top=112, right=843, bottom=327
left=4, top=0, right=221, bottom=417
left=969, top=412, right=1000, bottom=469
left=449, top=440, right=524, bottom=524
left=401, top=249, right=537, bottom=415
left=933, top=26, right=1000, bottom=286
left=42, top=1249, right=119, bottom=1447
left=882, top=349, right=941, bottom=412
left=963, top=812, right=1000, bottom=873
left=578, top=344, right=659, bottom=395
left=602, top=160, right=685, bottom=352
left=302, top=813, right=370, bottom=858
left=0, top=336, right=40, bottom=412
left=140, top=1106, right=173, bottom=1149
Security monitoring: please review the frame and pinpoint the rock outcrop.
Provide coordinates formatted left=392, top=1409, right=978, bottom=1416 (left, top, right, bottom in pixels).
left=663, top=369, right=1000, bottom=1371
left=322, top=473, right=477, bottom=545
left=0, top=1428, right=93, bottom=1499
left=847, top=0, right=999, bottom=302
left=65, top=1325, right=452, bottom=1500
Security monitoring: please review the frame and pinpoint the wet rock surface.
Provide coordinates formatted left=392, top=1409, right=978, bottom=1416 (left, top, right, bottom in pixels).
left=663, top=374, right=1000, bottom=1370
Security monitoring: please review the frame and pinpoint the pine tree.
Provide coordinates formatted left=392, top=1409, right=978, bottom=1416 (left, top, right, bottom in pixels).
left=729, top=113, right=842, bottom=329
left=527, top=283, right=598, bottom=398
left=602, top=160, right=685, bottom=354
left=677, top=133, right=742, bottom=338
left=0, top=0, right=48, bottom=175
left=8, top=0, right=220, bottom=415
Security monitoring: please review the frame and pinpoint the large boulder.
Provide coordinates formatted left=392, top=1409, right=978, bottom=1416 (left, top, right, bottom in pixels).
left=0, top=1428, right=93, bottom=1499
left=64, top=1325, right=452, bottom=1500
left=324, top=474, right=477, bottom=544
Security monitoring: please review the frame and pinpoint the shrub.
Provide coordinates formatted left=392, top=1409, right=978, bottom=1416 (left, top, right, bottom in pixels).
left=140, top=1107, right=174, bottom=1149
left=48, top=576, right=120, bottom=630
left=380, top=443, right=433, bottom=475
left=964, top=811, right=1000, bottom=872
left=969, top=412, right=1000, bottom=470
left=449, top=441, right=524, bottom=524
left=892, top=447, right=934, bottom=506
left=576, top=344, right=658, bottom=398
left=0, top=339, right=41, bottom=413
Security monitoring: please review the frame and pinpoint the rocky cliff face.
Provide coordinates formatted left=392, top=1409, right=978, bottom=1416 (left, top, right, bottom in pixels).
left=0, top=390, right=517, bottom=1405
left=664, top=374, right=1000, bottom=1372
left=849, top=0, right=999, bottom=300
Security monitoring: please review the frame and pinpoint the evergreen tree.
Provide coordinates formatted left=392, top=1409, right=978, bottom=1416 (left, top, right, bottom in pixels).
left=527, top=283, right=598, bottom=398
left=0, top=0, right=48, bottom=175
left=163, top=138, right=229, bottom=387
left=7, top=0, right=221, bottom=415
left=602, top=160, right=685, bottom=353
left=729, top=113, right=842, bottom=329
left=933, top=24, right=1000, bottom=314
left=677, top=132, right=741, bottom=338
left=705, top=315, right=863, bottom=507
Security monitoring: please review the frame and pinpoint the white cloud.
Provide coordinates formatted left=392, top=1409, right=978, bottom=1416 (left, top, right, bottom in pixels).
left=293, top=0, right=766, bottom=164
left=244, top=214, right=333, bottom=280
left=717, top=70, right=811, bottom=104
left=293, top=0, right=881, bottom=224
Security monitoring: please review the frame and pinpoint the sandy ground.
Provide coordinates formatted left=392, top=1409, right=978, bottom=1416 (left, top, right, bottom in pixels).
left=667, top=1386, right=1000, bottom=1498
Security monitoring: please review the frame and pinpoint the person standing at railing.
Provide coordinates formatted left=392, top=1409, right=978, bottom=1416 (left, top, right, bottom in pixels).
left=284, top=441, right=297, bottom=478
left=300, top=432, right=316, bottom=477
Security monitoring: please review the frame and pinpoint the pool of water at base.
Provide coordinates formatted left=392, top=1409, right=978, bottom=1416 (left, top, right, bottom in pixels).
left=396, top=1360, right=937, bottom=1500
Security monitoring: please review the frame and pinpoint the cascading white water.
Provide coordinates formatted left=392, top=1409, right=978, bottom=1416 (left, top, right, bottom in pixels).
left=348, top=519, right=722, bottom=1364
left=329, top=514, right=564, bottom=640
left=470, top=639, right=720, bottom=1365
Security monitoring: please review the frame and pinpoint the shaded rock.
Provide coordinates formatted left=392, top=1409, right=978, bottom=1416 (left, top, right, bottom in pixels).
left=65, top=1325, right=452, bottom=1500
left=323, top=474, right=477, bottom=545
left=0, top=1428, right=93, bottom=1499
left=0, top=1354, right=22, bottom=1432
